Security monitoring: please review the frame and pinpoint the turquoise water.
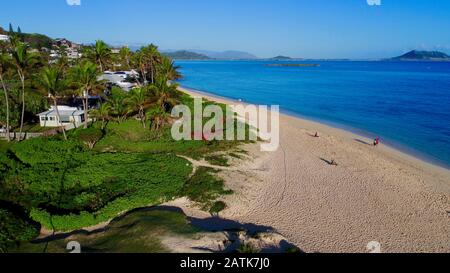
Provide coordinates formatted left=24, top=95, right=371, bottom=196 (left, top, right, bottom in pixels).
left=176, top=60, right=450, bottom=168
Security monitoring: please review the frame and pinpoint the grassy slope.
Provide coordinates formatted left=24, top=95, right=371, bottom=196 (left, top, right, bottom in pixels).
left=11, top=210, right=200, bottom=253
left=1, top=94, right=249, bottom=235
left=0, top=140, right=11, bottom=153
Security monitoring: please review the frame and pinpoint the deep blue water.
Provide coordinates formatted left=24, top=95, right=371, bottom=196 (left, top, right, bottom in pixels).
left=176, top=60, right=450, bottom=168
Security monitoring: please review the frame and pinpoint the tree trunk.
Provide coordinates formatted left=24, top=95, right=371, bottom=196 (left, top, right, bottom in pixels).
left=140, top=107, right=146, bottom=128
left=98, top=59, right=104, bottom=73
left=0, top=74, right=10, bottom=141
left=18, top=71, right=25, bottom=141
left=150, top=63, right=154, bottom=84
left=84, top=96, right=89, bottom=129
left=53, top=98, right=67, bottom=140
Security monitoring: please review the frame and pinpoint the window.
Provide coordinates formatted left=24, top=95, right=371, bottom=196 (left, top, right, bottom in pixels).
left=41, top=117, right=46, bottom=121
left=60, top=116, right=71, bottom=123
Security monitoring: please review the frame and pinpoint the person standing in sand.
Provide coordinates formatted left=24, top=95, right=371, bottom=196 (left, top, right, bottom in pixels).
left=374, top=137, right=380, bottom=146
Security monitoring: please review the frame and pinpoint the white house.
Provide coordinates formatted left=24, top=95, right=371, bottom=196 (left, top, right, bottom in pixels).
left=99, top=71, right=137, bottom=92
left=0, top=34, right=9, bottom=42
left=38, top=106, right=85, bottom=128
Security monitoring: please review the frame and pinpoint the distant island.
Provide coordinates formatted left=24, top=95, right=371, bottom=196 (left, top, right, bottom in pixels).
left=269, top=55, right=293, bottom=61
left=162, top=49, right=258, bottom=60
left=266, top=63, right=320, bottom=67
left=162, top=50, right=210, bottom=60
left=392, top=50, right=450, bottom=61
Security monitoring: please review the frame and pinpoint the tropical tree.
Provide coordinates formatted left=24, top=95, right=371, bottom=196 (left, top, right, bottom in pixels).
left=119, top=46, right=133, bottom=70
left=37, top=67, right=68, bottom=140
left=159, top=56, right=182, bottom=80
left=147, top=44, right=161, bottom=84
left=108, top=87, right=129, bottom=123
left=86, top=40, right=112, bottom=72
left=149, top=76, right=181, bottom=112
left=91, top=103, right=111, bottom=130
left=11, top=42, right=39, bottom=140
left=126, top=87, right=151, bottom=128
left=71, top=61, right=104, bottom=128
left=146, top=106, right=170, bottom=131
left=0, top=53, right=12, bottom=141
left=134, top=44, right=161, bottom=85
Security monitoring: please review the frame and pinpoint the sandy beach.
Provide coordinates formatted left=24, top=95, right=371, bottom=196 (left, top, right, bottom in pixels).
left=175, top=86, right=450, bottom=253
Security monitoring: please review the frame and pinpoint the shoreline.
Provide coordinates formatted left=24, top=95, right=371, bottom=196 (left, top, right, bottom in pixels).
left=178, top=85, right=450, bottom=252
left=178, top=85, right=450, bottom=174
left=36, top=87, right=450, bottom=252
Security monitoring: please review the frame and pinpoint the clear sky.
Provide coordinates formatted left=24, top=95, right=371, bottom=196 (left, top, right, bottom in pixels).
left=1, top=0, right=450, bottom=58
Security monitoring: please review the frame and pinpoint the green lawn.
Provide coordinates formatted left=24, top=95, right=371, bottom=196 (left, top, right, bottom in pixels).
left=0, top=140, right=12, bottom=153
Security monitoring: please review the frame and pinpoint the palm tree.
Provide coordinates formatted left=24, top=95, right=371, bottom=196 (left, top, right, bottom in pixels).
left=126, top=87, right=151, bottom=128
left=37, top=67, right=68, bottom=140
left=11, top=42, right=38, bottom=140
left=91, top=103, right=111, bottom=130
left=71, top=61, right=104, bottom=128
left=149, top=76, right=181, bottom=112
left=146, top=44, right=160, bottom=84
left=159, top=56, right=182, bottom=80
left=108, top=96, right=129, bottom=123
left=119, top=46, right=133, bottom=70
left=88, top=40, right=112, bottom=72
left=0, top=53, right=12, bottom=141
left=134, top=44, right=161, bottom=85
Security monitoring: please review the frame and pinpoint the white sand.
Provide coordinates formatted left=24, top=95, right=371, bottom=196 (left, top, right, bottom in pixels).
left=177, top=86, right=450, bottom=253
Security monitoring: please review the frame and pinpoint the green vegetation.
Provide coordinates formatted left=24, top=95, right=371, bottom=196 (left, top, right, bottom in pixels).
left=237, top=243, right=258, bottom=253
left=1, top=137, right=192, bottom=231
left=0, top=25, right=250, bottom=252
left=209, top=201, right=226, bottom=216
left=0, top=140, right=11, bottom=153
left=0, top=207, right=40, bottom=252
left=205, top=154, right=230, bottom=167
left=182, top=167, right=232, bottom=209
left=77, top=127, right=103, bottom=149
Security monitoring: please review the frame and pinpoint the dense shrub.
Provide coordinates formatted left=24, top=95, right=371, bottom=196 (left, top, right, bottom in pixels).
left=2, top=138, right=193, bottom=231
left=77, top=127, right=104, bottom=149
left=0, top=208, right=39, bottom=252
left=10, top=138, right=84, bottom=165
left=209, top=201, right=226, bottom=216
left=182, top=167, right=232, bottom=208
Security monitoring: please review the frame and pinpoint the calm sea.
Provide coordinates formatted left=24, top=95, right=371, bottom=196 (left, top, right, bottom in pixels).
left=176, top=60, right=450, bottom=168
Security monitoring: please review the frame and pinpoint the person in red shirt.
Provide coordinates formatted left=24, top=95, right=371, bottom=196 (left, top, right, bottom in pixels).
left=374, top=137, right=380, bottom=146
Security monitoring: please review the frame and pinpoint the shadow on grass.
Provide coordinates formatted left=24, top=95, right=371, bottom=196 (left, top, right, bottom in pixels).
left=32, top=205, right=303, bottom=253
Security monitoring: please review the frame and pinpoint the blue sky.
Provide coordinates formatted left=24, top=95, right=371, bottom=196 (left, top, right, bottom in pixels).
left=1, top=0, right=449, bottom=58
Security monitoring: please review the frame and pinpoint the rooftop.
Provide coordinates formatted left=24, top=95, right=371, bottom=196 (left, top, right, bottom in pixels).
left=38, top=106, right=84, bottom=117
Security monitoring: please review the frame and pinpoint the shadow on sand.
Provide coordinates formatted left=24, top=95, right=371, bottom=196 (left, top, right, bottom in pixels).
left=354, top=138, right=373, bottom=146
left=32, top=206, right=303, bottom=253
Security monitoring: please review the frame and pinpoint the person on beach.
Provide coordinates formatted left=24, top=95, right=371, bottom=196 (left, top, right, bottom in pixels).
left=374, top=137, right=380, bottom=146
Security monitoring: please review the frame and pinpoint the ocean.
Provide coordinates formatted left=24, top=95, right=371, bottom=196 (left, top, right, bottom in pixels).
left=175, top=60, right=450, bottom=168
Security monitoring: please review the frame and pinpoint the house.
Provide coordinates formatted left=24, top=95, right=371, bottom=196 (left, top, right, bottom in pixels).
left=0, top=34, right=9, bottom=42
left=99, top=71, right=138, bottom=92
left=67, top=48, right=82, bottom=59
left=38, top=106, right=85, bottom=128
